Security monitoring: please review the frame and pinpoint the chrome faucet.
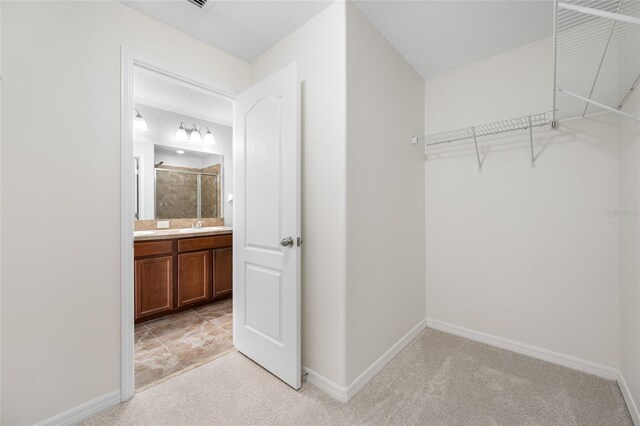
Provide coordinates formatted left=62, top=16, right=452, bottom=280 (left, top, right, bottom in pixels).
left=192, top=221, right=203, bottom=229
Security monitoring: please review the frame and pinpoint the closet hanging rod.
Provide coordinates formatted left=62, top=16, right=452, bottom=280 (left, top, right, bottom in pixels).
left=412, top=112, right=550, bottom=147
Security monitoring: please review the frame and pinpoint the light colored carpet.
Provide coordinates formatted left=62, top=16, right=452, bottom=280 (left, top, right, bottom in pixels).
left=83, top=328, right=632, bottom=425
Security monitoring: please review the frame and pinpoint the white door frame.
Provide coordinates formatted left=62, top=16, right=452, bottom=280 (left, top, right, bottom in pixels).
left=120, top=47, right=235, bottom=401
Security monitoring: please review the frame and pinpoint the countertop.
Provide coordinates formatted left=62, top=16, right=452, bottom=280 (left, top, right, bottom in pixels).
left=134, top=226, right=233, bottom=242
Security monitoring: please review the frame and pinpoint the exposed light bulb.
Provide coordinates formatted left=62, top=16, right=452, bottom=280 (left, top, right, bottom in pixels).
left=133, top=109, right=147, bottom=132
left=176, top=122, right=188, bottom=142
left=203, top=128, right=215, bottom=145
left=190, top=124, right=202, bottom=144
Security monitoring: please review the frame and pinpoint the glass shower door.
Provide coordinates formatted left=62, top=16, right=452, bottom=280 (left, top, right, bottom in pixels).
left=200, top=173, right=220, bottom=218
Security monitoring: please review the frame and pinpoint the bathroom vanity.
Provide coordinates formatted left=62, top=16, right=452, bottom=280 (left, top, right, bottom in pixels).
left=133, top=227, right=233, bottom=324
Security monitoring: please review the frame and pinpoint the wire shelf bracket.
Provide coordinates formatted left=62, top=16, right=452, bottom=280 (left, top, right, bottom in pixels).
left=413, top=112, right=550, bottom=170
left=553, top=0, right=640, bottom=124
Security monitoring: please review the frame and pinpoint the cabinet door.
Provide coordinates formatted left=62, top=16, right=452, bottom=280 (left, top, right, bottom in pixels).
left=178, top=250, right=211, bottom=307
left=214, top=248, right=233, bottom=297
left=135, top=256, right=174, bottom=319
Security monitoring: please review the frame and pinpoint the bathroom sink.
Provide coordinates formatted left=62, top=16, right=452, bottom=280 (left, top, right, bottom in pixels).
left=178, top=227, right=223, bottom=233
left=134, top=230, right=155, bottom=236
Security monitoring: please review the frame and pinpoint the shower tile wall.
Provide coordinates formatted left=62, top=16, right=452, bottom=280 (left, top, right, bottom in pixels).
left=155, top=164, right=221, bottom=220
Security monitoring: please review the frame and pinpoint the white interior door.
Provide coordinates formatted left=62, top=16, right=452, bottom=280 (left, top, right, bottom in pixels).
left=233, top=62, right=301, bottom=389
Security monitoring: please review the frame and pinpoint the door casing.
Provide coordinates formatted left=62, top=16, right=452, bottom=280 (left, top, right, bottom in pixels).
left=120, top=47, right=236, bottom=401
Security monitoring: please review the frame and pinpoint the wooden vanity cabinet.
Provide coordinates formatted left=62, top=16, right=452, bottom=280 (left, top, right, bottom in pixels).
left=213, top=248, right=233, bottom=297
left=135, top=255, right=174, bottom=318
left=134, top=233, right=232, bottom=323
left=177, top=250, right=211, bottom=307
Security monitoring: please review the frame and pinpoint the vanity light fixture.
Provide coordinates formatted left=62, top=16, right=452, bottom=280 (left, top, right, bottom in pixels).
left=133, top=109, right=148, bottom=132
left=189, top=124, right=202, bottom=144
left=203, top=127, right=215, bottom=145
left=176, top=122, right=188, bottom=142
left=176, top=122, right=216, bottom=145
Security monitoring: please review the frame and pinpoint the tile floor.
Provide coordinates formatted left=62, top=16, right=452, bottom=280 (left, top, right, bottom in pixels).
left=135, top=298, right=233, bottom=390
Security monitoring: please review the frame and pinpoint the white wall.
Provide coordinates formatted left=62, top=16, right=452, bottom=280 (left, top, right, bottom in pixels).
left=345, top=2, right=425, bottom=384
left=0, top=2, right=249, bottom=424
left=250, top=1, right=348, bottom=387
left=619, top=87, right=640, bottom=420
left=424, top=38, right=620, bottom=368
left=250, top=1, right=427, bottom=389
left=134, top=104, right=233, bottom=224
left=425, top=38, right=552, bottom=133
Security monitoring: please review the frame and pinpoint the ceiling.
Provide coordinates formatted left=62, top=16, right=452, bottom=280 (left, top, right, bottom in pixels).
left=352, top=1, right=553, bottom=78
left=134, top=67, right=233, bottom=126
left=155, top=143, right=221, bottom=160
left=123, top=0, right=553, bottom=80
left=122, top=0, right=333, bottom=62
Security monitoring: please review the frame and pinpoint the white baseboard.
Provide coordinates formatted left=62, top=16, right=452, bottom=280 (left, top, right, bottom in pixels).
left=36, top=390, right=121, bottom=426
left=619, top=372, right=640, bottom=425
left=426, top=318, right=619, bottom=380
left=303, top=319, right=428, bottom=402
left=345, top=319, right=427, bottom=400
left=303, top=367, right=349, bottom=402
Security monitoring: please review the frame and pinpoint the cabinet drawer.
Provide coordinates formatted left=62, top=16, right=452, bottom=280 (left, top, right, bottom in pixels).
left=178, top=234, right=232, bottom=253
left=134, top=240, right=173, bottom=258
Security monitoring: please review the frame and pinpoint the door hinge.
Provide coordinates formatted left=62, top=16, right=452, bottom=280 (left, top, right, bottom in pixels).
left=297, top=237, right=303, bottom=247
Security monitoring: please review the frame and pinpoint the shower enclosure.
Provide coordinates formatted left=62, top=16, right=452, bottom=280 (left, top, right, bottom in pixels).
left=155, top=167, right=221, bottom=219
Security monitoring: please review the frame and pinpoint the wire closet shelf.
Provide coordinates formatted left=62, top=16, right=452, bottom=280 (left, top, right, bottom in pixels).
left=414, top=113, right=550, bottom=147
left=414, top=0, right=639, bottom=170
left=413, top=113, right=550, bottom=170
left=553, top=0, right=640, bottom=123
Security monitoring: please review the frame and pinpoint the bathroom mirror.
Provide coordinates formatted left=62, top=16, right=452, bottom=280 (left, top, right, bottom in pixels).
left=134, top=144, right=223, bottom=220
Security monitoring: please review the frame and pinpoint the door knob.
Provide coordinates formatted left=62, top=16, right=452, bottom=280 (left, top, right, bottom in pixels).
left=280, top=237, right=294, bottom=247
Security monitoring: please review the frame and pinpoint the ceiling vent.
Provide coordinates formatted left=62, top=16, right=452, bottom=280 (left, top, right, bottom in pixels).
left=186, top=0, right=208, bottom=9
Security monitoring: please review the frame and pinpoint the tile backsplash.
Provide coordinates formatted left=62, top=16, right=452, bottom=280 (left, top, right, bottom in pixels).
left=135, top=217, right=225, bottom=231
